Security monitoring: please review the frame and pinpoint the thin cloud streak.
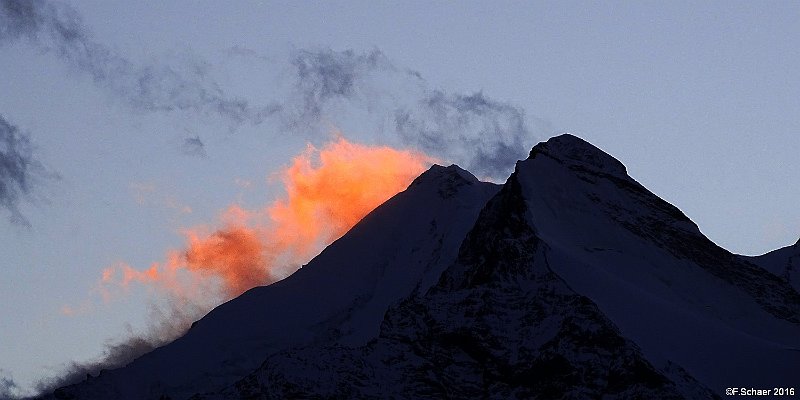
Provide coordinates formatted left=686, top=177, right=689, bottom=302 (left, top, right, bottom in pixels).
left=180, top=136, right=206, bottom=157
left=0, top=114, right=55, bottom=225
left=0, top=0, right=279, bottom=127
left=3, top=0, right=548, bottom=178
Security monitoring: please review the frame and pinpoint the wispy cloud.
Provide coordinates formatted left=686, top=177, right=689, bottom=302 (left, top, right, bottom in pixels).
left=287, top=48, right=404, bottom=122
left=394, top=90, right=534, bottom=180
left=0, top=0, right=279, bottom=127
left=283, top=47, right=549, bottom=180
left=0, top=114, right=55, bottom=225
left=0, top=369, right=19, bottom=400
left=180, top=136, right=206, bottom=157
left=3, top=0, right=548, bottom=178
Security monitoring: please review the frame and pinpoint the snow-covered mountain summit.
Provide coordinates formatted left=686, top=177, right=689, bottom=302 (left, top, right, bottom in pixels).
left=528, top=133, right=629, bottom=177
left=46, top=164, right=498, bottom=400
left=517, top=134, right=800, bottom=391
left=44, top=135, right=800, bottom=399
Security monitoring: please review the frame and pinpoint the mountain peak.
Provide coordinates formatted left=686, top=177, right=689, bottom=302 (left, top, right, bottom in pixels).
left=528, top=133, right=627, bottom=177
left=409, top=164, right=481, bottom=198
left=417, top=164, right=479, bottom=182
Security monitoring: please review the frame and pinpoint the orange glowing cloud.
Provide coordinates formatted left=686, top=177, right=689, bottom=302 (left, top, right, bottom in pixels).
left=266, top=137, right=433, bottom=264
left=60, top=301, right=92, bottom=317
left=182, top=225, right=268, bottom=298
left=96, top=137, right=432, bottom=307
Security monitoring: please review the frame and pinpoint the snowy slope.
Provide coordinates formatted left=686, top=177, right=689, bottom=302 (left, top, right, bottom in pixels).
left=749, top=238, right=800, bottom=292
left=516, top=135, right=800, bottom=392
left=45, top=165, right=498, bottom=400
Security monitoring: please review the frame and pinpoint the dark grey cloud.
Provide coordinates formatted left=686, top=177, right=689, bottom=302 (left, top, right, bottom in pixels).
left=286, top=48, right=548, bottom=180
left=289, top=48, right=389, bottom=121
left=0, top=369, right=19, bottom=400
left=394, top=90, right=537, bottom=180
left=0, top=114, right=50, bottom=225
left=3, top=0, right=547, bottom=177
left=286, top=48, right=424, bottom=121
left=180, top=136, right=206, bottom=157
left=0, top=0, right=40, bottom=40
left=0, top=0, right=278, bottom=127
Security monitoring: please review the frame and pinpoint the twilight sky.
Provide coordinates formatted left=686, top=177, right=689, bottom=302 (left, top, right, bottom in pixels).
left=2, top=0, right=799, bottom=396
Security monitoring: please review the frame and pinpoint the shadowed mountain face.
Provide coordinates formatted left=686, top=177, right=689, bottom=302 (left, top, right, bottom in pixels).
left=750, top=238, right=800, bottom=292
left=45, top=135, right=799, bottom=400
left=209, top=166, right=716, bottom=400
left=523, top=135, right=800, bottom=323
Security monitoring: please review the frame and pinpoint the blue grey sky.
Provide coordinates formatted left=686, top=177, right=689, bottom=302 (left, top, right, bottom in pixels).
left=1, top=0, right=799, bottom=396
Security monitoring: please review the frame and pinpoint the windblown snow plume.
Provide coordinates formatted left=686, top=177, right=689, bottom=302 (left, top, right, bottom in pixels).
left=99, top=136, right=431, bottom=300
left=47, top=137, right=432, bottom=388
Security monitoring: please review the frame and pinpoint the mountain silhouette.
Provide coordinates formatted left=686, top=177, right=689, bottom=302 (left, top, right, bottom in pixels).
left=45, top=135, right=800, bottom=399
